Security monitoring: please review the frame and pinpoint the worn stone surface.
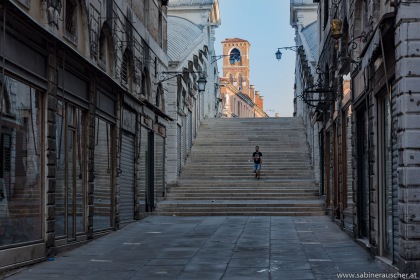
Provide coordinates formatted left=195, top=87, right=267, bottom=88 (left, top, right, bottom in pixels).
left=5, top=216, right=395, bottom=280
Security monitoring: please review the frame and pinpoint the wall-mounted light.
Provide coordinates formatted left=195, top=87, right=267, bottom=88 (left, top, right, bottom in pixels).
left=298, top=66, right=336, bottom=109
left=155, top=71, right=207, bottom=92
left=275, top=46, right=300, bottom=60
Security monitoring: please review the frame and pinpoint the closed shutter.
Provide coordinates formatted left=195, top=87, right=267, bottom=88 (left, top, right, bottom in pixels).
left=119, top=132, right=135, bottom=222
left=93, top=118, right=112, bottom=230
left=391, top=82, right=399, bottom=263
left=187, top=112, right=192, bottom=150
left=193, top=102, right=197, bottom=139
left=200, top=92, right=204, bottom=118
left=182, top=117, right=187, bottom=163
left=139, top=126, right=149, bottom=213
left=154, top=135, right=165, bottom=202
left=177, top=124, right=182, bottom=176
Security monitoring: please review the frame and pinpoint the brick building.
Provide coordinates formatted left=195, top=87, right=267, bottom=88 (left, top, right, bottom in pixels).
left=291, top=0, right=420, bottom=274
left=219, top=38, right=267, bottom=118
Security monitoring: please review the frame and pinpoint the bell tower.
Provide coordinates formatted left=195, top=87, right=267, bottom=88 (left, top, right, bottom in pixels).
left=222, top=38, right=251, bottom=96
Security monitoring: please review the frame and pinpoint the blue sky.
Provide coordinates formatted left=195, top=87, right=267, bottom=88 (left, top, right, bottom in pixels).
left=214, top=0, right=296, bottom=117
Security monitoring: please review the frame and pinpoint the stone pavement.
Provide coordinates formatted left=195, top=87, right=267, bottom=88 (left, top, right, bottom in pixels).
left=5, top=216, right=395, bottom=280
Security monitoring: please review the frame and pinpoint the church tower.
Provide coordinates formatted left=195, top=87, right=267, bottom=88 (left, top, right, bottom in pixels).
left=222, top=38, right=251, bottom=97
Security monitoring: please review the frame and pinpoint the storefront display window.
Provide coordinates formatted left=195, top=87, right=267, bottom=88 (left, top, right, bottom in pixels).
left=0, top=75, right=42, bottom=246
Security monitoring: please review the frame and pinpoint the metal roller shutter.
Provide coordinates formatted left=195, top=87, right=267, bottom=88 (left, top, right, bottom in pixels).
left=177, top=124, right=182, bottom=176
left=118, top=132, right=135, bottom=222
left=188, top=112, right=192, bottom=150
left=139, top=126, right=148, bottom=212
left=193, top=102, right=197, bottom=139
left=182, top=117, right=187, bottom=163
left=154, top=135, right=165, bottom=202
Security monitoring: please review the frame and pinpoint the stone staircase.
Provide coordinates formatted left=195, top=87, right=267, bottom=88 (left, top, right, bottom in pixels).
left=156, top=117, right=325, bottom=216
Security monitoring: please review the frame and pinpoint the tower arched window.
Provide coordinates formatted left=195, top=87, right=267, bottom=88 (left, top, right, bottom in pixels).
left=238, top=74, right=244, bottom=89
left=229, top=48, right=241, bottom=65
left=229, top=73, right=234, bottom=84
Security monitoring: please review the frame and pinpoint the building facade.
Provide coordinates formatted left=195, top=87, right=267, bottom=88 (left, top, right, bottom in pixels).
left=0, top=0, right=170, bottom=271
left=291, top=0, right=420, bottom=273
left=165, top=0, right=221, bottom=186
left=219, top=38, right=267, bottom=118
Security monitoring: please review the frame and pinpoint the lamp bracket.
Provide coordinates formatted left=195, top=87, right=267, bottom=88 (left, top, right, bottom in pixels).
left=340, top=31, right=369, bottom=66
left=155, top=71, right=204, bottom=84
left=277, top=46, right=300, bottom=52
left=211, top=54, right=241, bottom=64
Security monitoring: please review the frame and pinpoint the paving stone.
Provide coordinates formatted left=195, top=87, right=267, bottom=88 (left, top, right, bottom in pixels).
left=5, top=216, right=395, bottom=280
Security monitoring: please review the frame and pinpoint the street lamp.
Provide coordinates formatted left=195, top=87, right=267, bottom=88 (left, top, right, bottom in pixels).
left=155, top=71, right=207, bottom=92
left=197, top=74, right=207, bottom=92
left=275, top=46, right=300, bottom=61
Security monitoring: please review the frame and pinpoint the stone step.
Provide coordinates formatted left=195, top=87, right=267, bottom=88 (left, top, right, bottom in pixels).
left=176, top=179, right=317, bottom=187
left=158, top=117, right=324, bottom=216
left=166, top=195, right=320, bottom=200
left=155, top=200, right=325, bottom=216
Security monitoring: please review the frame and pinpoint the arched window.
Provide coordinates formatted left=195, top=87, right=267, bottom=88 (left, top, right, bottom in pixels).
left=121, top=49, right=135, bottom=93
left=98, top=25, right=114, bottom=74
left=238, top=74, right=244, bottom=89
left=229, top=48, right=241, bottom=65
left=156, top=83, right=164, bottom=111
left=65, top=0, right=78, bottom=41
left=229, top=73, right=234, bottom=84
left=142, top=68, right=151, bottom=100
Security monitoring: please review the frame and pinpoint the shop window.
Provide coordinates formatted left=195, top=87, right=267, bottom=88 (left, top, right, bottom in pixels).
left=0, top=76, right=42, bottom=247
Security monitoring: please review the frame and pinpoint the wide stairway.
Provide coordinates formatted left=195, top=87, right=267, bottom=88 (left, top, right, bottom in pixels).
left=156, top=117, right=325, bottom=216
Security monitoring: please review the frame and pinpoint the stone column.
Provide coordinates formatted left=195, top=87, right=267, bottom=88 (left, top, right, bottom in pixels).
left=395, top=1, right=420, bottom=273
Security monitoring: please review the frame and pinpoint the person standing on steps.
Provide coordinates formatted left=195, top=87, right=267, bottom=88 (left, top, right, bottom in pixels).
left=252, top=146, right=262, bottom=179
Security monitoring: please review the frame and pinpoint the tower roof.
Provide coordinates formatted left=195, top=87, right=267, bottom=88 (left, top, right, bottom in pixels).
left=222, top=38, right=249, bottom=44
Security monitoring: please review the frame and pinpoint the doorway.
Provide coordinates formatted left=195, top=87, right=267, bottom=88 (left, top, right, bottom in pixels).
left=378, top=94, right=393, bottom=258
left=55, top=102, right=86, bottom=241
left=356, top=105, right=369, bottom=239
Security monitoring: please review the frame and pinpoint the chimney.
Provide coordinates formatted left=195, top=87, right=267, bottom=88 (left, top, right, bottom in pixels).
left=250, top=85, right=255, bottom=102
